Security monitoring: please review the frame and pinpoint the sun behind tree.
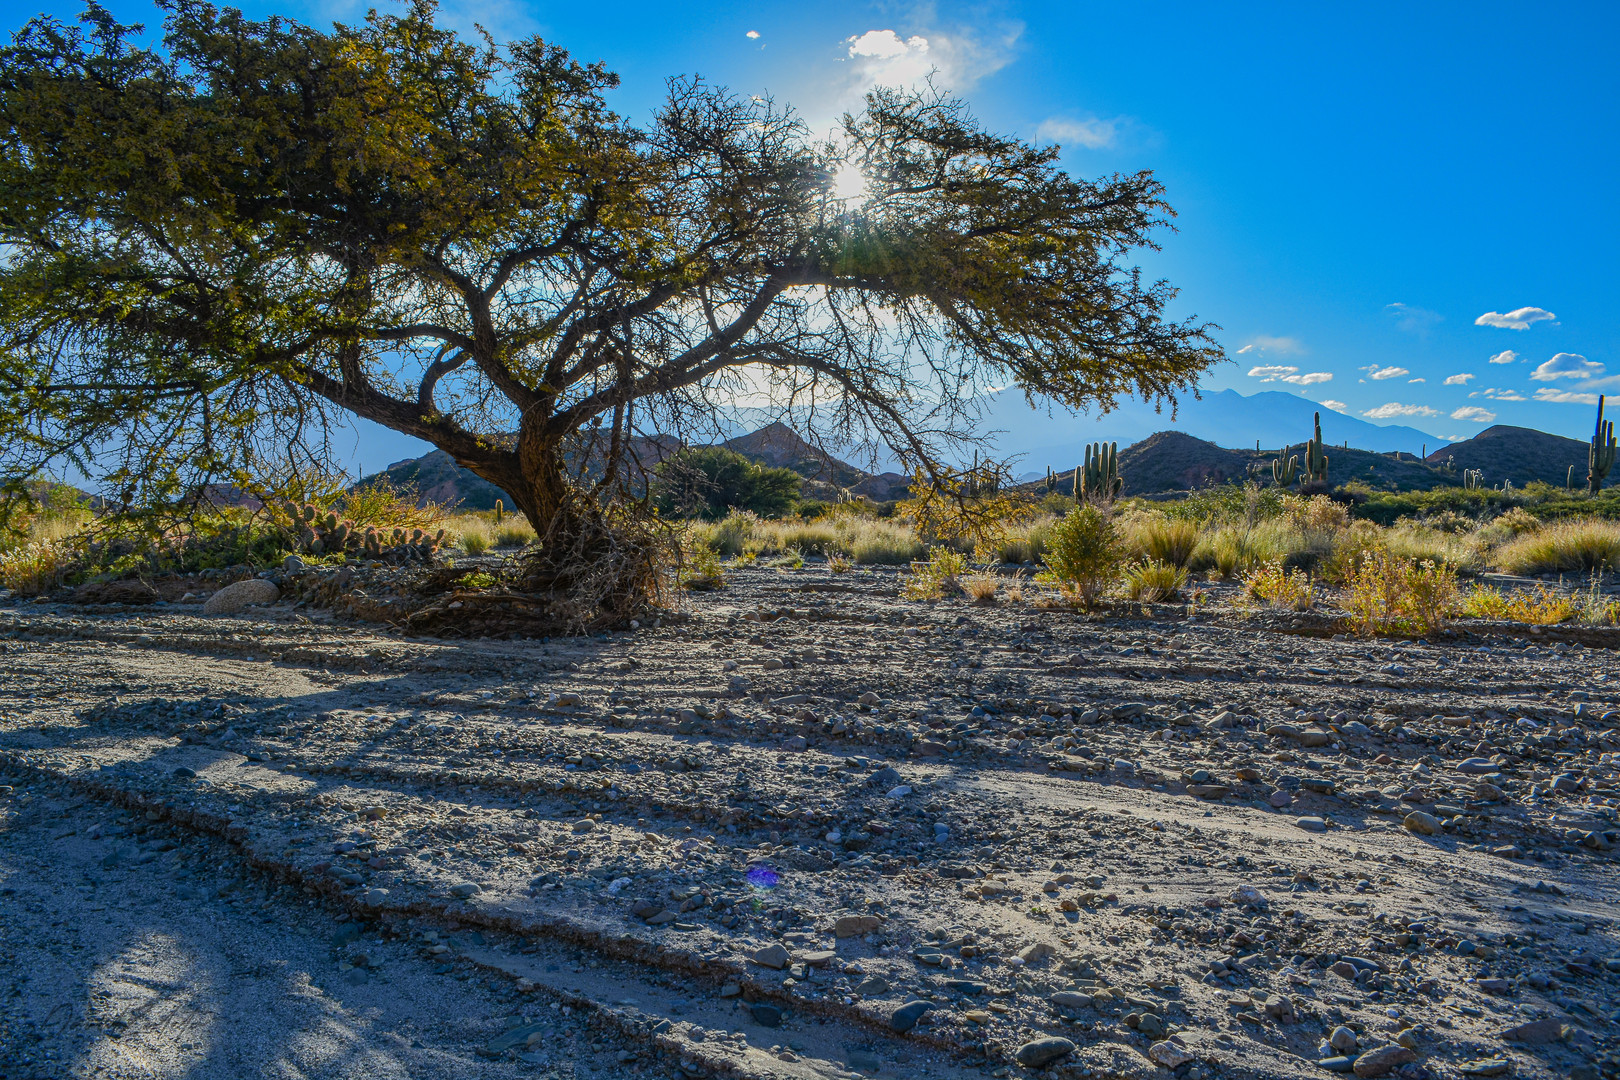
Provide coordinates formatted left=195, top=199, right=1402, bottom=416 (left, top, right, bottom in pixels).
left=0, top=0, right=1221, bottom=630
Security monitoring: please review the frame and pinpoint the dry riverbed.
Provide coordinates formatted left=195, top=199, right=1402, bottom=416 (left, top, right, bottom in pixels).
left=1, top=562, right=1617, bottom=1080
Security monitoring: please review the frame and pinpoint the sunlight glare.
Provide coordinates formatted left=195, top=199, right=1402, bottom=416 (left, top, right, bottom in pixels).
left=831, top=166, right=869, bottom=205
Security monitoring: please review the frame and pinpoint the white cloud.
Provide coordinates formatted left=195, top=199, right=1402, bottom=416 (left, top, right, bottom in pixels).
left=1484, top=388, right=1527, bottom=401
left=1451, top=406, right=1496, bottom=423
left=1534, top=387, right=1602, bottom=405
left=1235, top=335, right=1306, bottom=357
left=1362, top=365, right=1409, bottom=381
left=1386, top=302, right=1444, bottom=333
left=746, top=29, right=760, bottom=39
left=1319, top=400, right=1348, bottom=412
left=1488, top=349, right=1519, bottom=364
left=1037, top=115, right=1122, bottom=150
left=1475, top=307, right=1556, bottom=330
left=840, top=23, right=1018, bottom=105
left=1408, top=377, right=1426, bottom=383
left=1362, top=402, right=1439, bottom=419
left=1529, top=352, right=1604, bottom=381
left=847, top=29, right=920, bottom=59
left=1443, top=373, right=1474, bottom=386
left=1246, top=364, right=1330, bottom=385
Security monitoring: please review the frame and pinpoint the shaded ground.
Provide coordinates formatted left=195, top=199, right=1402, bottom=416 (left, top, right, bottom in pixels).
left=1, top=563, right=1618, bottom=1080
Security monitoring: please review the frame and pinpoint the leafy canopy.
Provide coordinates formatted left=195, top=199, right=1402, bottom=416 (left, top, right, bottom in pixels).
left=0, top=0, right=1222, bottom=532
left=652, top=447, right=801, bottom=520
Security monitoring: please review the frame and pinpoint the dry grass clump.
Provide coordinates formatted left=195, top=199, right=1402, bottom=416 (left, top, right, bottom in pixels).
left=1494, top=518, right=1620, bottom=575
left=962, top=574, right=1000, bottom=605
left=1383, top=523, right=1483, bottom=573
left=1462, top=583, right=1574, bottom=624
left=1124, top=560, right=1187, bottom=602
left=903, top=546, right=968, bottom=600
left=993, top=516, right=1057, bottom=564
left=0, top=541, right=69, bottom=595
left=1126, top=516, right=1199, bottom=568
left=692, top=511, right=925, bottom=566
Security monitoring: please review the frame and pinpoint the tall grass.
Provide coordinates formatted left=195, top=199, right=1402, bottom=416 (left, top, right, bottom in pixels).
left=691, top=511, right=926, bottom=565
left=1494, top=518, right=1620, bottom=575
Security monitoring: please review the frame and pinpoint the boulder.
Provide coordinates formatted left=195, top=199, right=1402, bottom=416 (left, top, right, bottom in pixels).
left=203, top=578, right=280, bottom=615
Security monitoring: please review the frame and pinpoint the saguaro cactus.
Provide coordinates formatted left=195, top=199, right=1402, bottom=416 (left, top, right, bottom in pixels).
left=1076, top=442, right=1121, bottom=503
left=1272, top=446, right=1300, bottom=487
left=1304, top=412, right=1329, bottom=485
left=1463, top=468, right=1484, bottom=491
left=1589, top=395, right=1616, bottom=494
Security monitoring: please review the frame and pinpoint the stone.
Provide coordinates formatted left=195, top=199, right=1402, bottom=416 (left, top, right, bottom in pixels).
left=448, top=882, right=481, bottom=898
left=362, top=887, right=390, bottom=906
left=749, top=943, right=791, bottom=969
left=1187, top=784, right=1231, bottom=799
left=796, top=949, right=836, bottom=967
left=1269, top=790, right=1293, bottom=807
left=571, top=818, right=596, bottom=833
left=1501, top=1017, right=1567, bottom=1044
left=889, top=1000, right=931, bottom=1033
left=834, top=914, right=881, bottom=938
left=1457, top=757, right=1498, bottom=774
left=202, top=579, right=280, bottom=615
left=1137, top=1013, right=1167, bottom=1039
left=1148, top=1041, right=1193, bottom=1068
left=488, top=1022, right=548, bottom=1052
left=1049, top=991, right=1092, bottom=1012
left=1403, top=811, right=1442, bottom=836
left=1014, top=1036, right=1075, bottom=1068
left=1318, top=1056, right=1355, bottom=1073
left=1329, top=1025, right=1358, bottom=1052
left=749, top=1003, right=782, bottom=1027
left=1459, top=1060, right=1513, bottom=1077
left=1295, top=816, right=1328, bottom=833
left=1352, top=1044, right=1417, bottom=1077
left=854, top=975, right=890, bottom=997
left=1018, top=942, right=1056, bottom=964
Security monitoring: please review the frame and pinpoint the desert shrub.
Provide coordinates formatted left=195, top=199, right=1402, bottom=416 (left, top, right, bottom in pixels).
left=962, top=574, right=1000, bottom=605
left=1383, top=524, right=1482, bottom=573
left=1041, top=506, right=1119, bottom=607
left=493, top=521, right=537, bottom=548
left=338, top=477, right=446, bottom=530
left=1318, top=520, right=1386, bottom=584
left=1140, top=518, right=1200, bottom=568
left=1244, top=559, right=1314, bottom=611
left=1342, top=550, right=1459, bottom=636
left=769, top=521, right=843, bottom=556
left=1494, top=519, right=1620, bottom=575
left=652, top=447, right=801, bottom=520
left=679, top=532, right=726, bottom=590
left=701, top=511, right=757, bottom=558
left=1201, top=525, right=1280, bottom=579
left=1124, top=560, right=1186, bottom=602
left=1463, top=584, right=1573, bottom=624
left=0, top=541, right=70, bottom=595
left=994, top=516, right=1056, bottom=564
left=454, top=517, right=492, bottom=555
left=828, top=552, right=852, bottom=573
left=1283, top=493, right=1350, bottom=534
left=1161, top=481, right=1284, bottom=526
left=903, top=546, right=968, bottom=600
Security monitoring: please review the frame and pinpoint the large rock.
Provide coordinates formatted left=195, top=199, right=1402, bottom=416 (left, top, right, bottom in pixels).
left=1014, top=1037, right=1075, bottom=1068
left=1352, top=1044, right=1417, bottom=1077
left=748, top=943, right=790, bottom=969
left=888, top=999, right=931, bottom=1032
left=202, top=578, right=280, bottom=615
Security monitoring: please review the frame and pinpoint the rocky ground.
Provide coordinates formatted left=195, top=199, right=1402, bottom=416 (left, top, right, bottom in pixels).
left=1, top=561, right=1618, bottom=1080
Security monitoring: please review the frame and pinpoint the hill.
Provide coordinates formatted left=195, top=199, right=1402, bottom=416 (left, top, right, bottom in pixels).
left=1425, top=424, right=1590, bottom=488
left=722, top=422, right=910, bottom=501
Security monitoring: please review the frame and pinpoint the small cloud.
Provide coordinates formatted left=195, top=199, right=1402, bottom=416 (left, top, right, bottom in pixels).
left=1362, top=402, right=1440, bottom=419
left=1362, top=365, right=1410, bottom=381
left=1319, top=400, right=1348, bottom=412
left=1486, top=389, right=1527, bottom=401
left=1443, top=373, right=1474, bottom=386
left=1451, top=406, right=1496, bottom=423
left=1037, top=115, right=1122, bottom=150
left=1533, top=387, right=1601, bottom=405
left=1474, top=306, right=1556, bottom=330
left=1408, top=377, right=1426, bottom=383
left=1235, top=335, right=1306, bottom=358
left=847, top=28, right=922, bottom=59
left=1488, top=349, right=1519, bottom=364
left=1529, top=352, right=1604, bottom=381
left=1386, top=302, right=1444, bottom=334
left=1246, top=364, right=1330, bottom=385
left=746, top=29, right=760, bottom=39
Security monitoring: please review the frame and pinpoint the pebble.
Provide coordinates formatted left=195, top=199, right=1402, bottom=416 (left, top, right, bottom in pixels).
left=1403, top=811, right=1442, bottom=836
left=1148, top=1041, right=1192, bottom=1068
left=749, top=943, right=790, bottom=970
left=1329, top=1025, right=1358, bottom=1051
left=1351, top=1044, right=1417, bottom=1077
left=749, top=1003, right=782, bottom=1027
left=889, top=999, right=931, bottom=1033
left=202, top=579, right=280, bottom=615
left=1295, top=816, right=1327, bottom=833
left=448, top=883, right=480, bottom=898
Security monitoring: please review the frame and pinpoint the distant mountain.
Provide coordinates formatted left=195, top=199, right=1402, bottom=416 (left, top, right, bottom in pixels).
left=1425, top=425, right=1590, bottom=488
left=365, top=449, right=516, bottom=511
left=976, top=387, right=1443, bottom=472
left=722, top=422, right=910, bottom=500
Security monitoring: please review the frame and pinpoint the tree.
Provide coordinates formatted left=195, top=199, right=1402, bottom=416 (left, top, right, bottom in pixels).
left=652, top=447, right=801, bottom=520
left=0, top=1, right=1222, bottom=626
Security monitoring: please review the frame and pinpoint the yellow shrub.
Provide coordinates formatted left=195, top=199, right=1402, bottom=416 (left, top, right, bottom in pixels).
left=1125, top=560, right=1187, bottom=602
left=1342, top=551, right=1459, bottom=636
left=0, top=541, right=67, bottom=595
left=903, top=546, right=968, bottom=600
left=1463, top=584, right=1573, bottom=625
left=1495, top=518, right=1620, bottom=575
left=1244, top=559, right=1314, bottom=611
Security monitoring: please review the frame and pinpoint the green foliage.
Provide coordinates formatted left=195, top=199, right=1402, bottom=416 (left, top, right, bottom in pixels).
left=903, top=546, right=968, bottom=600
left=1040, top=505, right=1119, bottom=607
left=1124, top=559, right=1186, bottom=602
left=1352, top=483, right=1620, bottom=526
left=653, top=448, right=802, bottom=520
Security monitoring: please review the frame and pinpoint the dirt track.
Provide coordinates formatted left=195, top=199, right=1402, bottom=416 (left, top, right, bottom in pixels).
left=1, top=563, right=1617, bottom=1080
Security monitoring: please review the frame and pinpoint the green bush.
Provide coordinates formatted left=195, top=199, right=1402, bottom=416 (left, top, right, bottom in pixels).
left=1041, top=506, right=1119, bottom=607
left=652, top=447, right=801, bottom=520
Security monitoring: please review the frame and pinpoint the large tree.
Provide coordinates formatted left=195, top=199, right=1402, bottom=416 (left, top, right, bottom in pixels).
left=0, top=1, right=1221, bottom=621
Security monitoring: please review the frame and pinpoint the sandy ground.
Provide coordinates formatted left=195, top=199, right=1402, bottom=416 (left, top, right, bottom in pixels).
left=1, top=562, right=1617, bottom=1080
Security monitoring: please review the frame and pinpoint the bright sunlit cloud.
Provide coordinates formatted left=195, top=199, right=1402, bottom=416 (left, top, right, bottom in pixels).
left=1362, top=402, right=1439, bottom=419
left=1320, top=399, right=1348, bottom=412
left=1362, top=365, right=1409, bottom=381
left=1529, top=352, right=1603, bottom=381
left=1475, top=307, right=1556, bottom=330
left=1534, top=387, right=1601, bottom=405
left=1451, top=406, right=1496, bottom=422
left=746, top=30, right=760, bottom=39
left=1488, top=349, right=1519, bottom=364
left=1245, top=364, right=1330, bottom=385
left=1443, top=373, right=1474, bottom=385
left=1236, top=335, right=1306, bottom=356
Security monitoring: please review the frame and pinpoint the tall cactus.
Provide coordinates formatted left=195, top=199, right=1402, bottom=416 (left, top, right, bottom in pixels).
left=1304, top=412, right=1329, bottom=485
left=1463, top=468, right=1484, bottom=491
left=1272, top=446, right=1300, bottom=487
left=1589, top=395, right=1616, bottom=494
left=1077, top=441, right=1122, bottom=503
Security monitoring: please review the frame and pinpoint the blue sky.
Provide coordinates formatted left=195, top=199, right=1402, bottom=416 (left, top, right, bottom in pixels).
left=13, top=0, right=1618, bottom=470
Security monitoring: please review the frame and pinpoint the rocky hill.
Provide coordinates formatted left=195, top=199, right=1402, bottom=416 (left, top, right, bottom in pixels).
left=722, top=422, right=910, bottom=501
left=1425, top=424, right=1591, bottom=488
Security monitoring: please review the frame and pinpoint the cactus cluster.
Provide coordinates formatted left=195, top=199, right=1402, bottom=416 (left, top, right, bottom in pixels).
left=1075, top=442, right=1122, bottom=503
left=1589, top=395, right=1616, bottom=495
left=1272, top=448, right=1300, bottom=487
left=1463, top=468, right=1484, bottom=491
left=275, top=500, right=446, bottom=563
